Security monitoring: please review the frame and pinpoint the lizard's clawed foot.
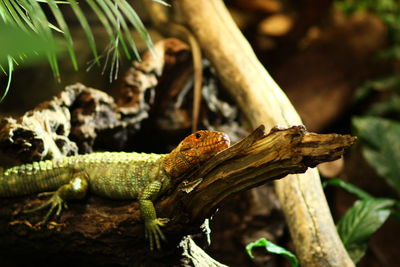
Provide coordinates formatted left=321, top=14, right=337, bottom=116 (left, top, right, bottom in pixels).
left=23, top=192, right=67, bottom=224
left=145, top=218, right=170, bottom=250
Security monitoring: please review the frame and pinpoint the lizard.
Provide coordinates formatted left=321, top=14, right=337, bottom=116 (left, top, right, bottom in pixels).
left=0, top=130, right=230, bottom=250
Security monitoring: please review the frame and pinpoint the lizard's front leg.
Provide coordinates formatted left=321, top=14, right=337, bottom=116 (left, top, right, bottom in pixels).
left=138, top=181, right=169, bottom=250
left=24, top=171, right=89, bottom=223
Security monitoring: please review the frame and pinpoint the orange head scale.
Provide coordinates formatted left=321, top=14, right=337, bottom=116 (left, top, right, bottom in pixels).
left=162, top=130, right=230, bottom=178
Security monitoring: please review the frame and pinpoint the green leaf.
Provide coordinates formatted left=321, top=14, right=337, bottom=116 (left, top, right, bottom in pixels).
left=115, top=0, right=148, bottom=59
left=337, top=199, right=394, bottom=263
left=68, top=0, right=99, bottom=65
left=151, top=0, right=170, bottom=6
left=366, top=94, right=400, bottom=116
left=246, top=238, right=299, bottom=267
left=20, top=0, right=61, bottom=78
left=3, top=0, right=29, bottom=31
left=86, top=0, right=115, bottom=44
left=8, top=1, right=36, bottom=31
left=323, top=178, right=373, bottom=200
left=353, top=116, right=400, bottom=195
left=0, top=22, right=53, bottom=101
left=378, top=45, right=400, bottom=59
left=97, top=0, right=131, bottom=59
left=36, top=0, right=70, bottom=3
left=353, top=75, right=400, bottom=103
left=1, top=0, right=158, bottom=90
left=0, top=22, right=54, bottom=64
left=46, top=0, right=78, bottom=70
left=0, top=56, right=14, bottom=102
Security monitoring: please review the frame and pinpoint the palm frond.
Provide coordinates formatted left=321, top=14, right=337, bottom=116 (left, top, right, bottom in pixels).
left=0, top=0, right=161, bottom=100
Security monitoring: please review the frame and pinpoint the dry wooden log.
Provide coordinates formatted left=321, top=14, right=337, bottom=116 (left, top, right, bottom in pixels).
left=0, top=125, right=355, bottom=266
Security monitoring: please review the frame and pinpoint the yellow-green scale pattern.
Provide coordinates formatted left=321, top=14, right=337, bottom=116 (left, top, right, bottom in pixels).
left=0, top=152, right=170, bottom=199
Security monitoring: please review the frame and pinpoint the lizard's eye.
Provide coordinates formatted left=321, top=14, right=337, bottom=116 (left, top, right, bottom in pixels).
left=195, top=132, right=202, bottom=139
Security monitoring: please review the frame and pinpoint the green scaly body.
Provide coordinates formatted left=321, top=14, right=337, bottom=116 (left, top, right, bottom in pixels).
left=0, top=152, right=169, bottom=199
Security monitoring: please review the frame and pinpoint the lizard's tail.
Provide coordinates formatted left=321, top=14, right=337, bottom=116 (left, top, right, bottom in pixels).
left=0, top=166, right=14, bottom=197
left=0, top=165, right=34, bottom=197
left=0, top=162, right=70, bottom=197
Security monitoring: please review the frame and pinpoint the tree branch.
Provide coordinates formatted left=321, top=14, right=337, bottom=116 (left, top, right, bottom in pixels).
left=159, top=125, right=355, bottom=224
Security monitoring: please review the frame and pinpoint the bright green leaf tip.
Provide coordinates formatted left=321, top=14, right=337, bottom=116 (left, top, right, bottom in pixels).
left=246, top=238, right=299, bottom=267
left=152, top=0, right=171, bottom=7
left=352, top=116, right=400, bottom=196
left=323, top=178, right=373, bottom=200
left=0, top=56, right=13, bottom=103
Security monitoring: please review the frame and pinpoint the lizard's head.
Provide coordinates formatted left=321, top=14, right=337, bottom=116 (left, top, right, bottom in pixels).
left=162, top=130, right=230, bottom=178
